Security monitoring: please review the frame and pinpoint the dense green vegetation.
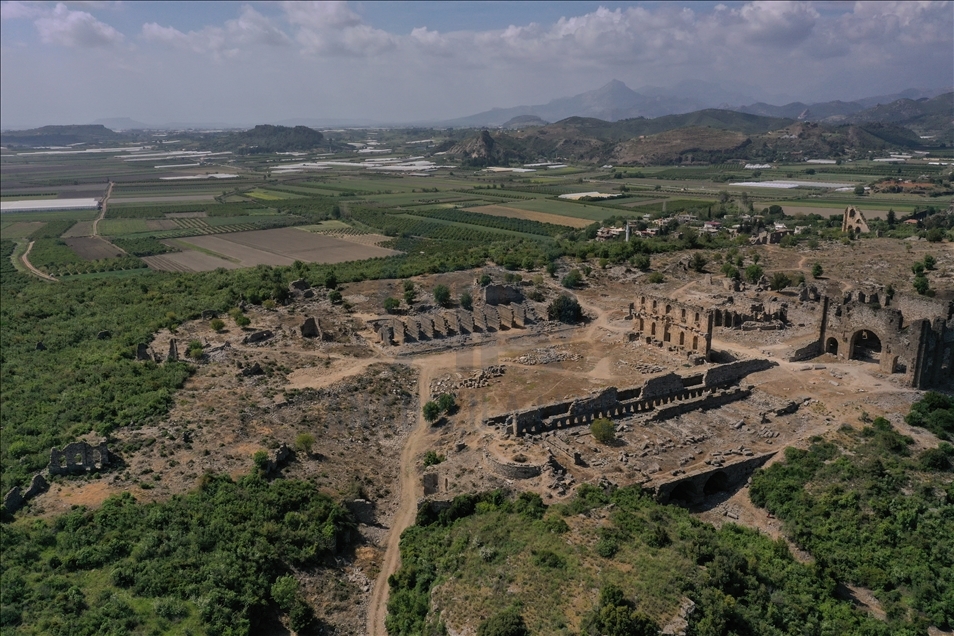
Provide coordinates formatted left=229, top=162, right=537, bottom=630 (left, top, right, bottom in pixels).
left=0, top=473, right=353, bottom=633
left=750, top=405, right=954, bottom=629
left=387, top=487, right=903, bottom=635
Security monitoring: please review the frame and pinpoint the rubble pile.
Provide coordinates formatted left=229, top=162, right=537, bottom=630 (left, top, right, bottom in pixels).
left=507, top=347, right=582, bottom=365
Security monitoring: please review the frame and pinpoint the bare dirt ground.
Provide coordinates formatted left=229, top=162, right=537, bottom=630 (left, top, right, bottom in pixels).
left=19, top=240, right=57, bottom=282
left=21, top=237, right=953, bottom=634
left=64, top=236, right=125, bottom=260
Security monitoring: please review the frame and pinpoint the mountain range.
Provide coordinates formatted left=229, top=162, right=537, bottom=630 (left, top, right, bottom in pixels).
left=441, top=80, right=951, bottom=131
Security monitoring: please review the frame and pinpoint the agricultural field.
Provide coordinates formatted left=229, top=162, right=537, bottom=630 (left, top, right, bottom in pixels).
left=0, top=221, right=45, bottom=239
left=175, top=227, right=401, bottom=268
left=64, top=236, right=126, bottom=260
left=467, top=204, right=592, bottom=228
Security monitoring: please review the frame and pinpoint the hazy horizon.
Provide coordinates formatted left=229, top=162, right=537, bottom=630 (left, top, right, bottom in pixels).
left=2, top=1, right=952, bottom=129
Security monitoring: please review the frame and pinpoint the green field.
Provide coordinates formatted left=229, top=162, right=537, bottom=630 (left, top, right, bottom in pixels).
left=508, top=198, right=622, bottom=221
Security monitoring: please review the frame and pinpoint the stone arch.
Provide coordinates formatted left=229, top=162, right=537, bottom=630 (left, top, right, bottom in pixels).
left=694, top=312, right=700, bottom=324
left=692, top=336, right=699, bottom=350
left=679, top=331, right=685, bottom=346
left=641, top=296, right=646, bottom=306
left=638, top=317, right=644, bottom=331
left=665, top=304, right=672, bottom=315
left=714, top=310, right=722, bottom=327
left=652, top=300, right=658, bottom=311
left=825, top=337, right=839, bottom=355
left=703, top=471, right=730, bottom=495
left=663, top=325, right=671, bottom=342
left=681, top=308, right=687, bottom=321
left=651, top=322, right=657, bottom=337
left=850, top=329, right=882, bottom=362
left=669, top=481, right=697, bottom=505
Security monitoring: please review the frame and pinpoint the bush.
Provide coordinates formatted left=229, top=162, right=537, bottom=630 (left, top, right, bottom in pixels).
left=913, top=275, right=931, bottom=296
left=632, top=254, right=651, bottom=271
left=422, top=401, right=441, bottom=423
left=436, top=393, right=457, bottom=415
left=459, top=290, right=473, bottom=310
left=721, top=263, right=740, bottom=280
left=479, top=274, right=492, bottom=286
left=422, top=450, right=445, bottom=468
left=926, top=228, right=945, bottom=242
left=745, top=264, right=764, bottom=284
left=210, top=318, right=225, bottom=332
left=328, top=289, right=342, bottom=304
left=477, top=608, right=528, bottom=636
left=383, top=297, right=401, bottom=314
left=769, top=272, right=791, bottom=291
left=433, top=284, right=451, bottom=307
left=647, top=272, right=664, bottom=284
left=186, top=340, right=204, bottom=359
left=811, top=263, right=823, bottom=279
left=923, top=254, right=937, bottom=270
left=591, top=418, right=615, bottom=444
left=547, top=294, right=583, bottom=324
left=561, top=269, right=583, bottom=289
left=235, top=314, right=251, bottom=327
left=294, top=433, right=315, bottom=455
left=690, top=253, right=707, bottom=273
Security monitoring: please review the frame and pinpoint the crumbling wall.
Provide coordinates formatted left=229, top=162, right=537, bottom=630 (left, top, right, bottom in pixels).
left=702, top=359, right=775, bottom=387
left=491, top=361, right=771, bottom=436
left=482, top=284, right=524, bottom=305
left=49, top=441, right=110, bottom=476
left=3, top=474, right=49, bottom=515
left=371, top=303, right=536, bottom=347
left=631, top=293, right=713, bottom=359
left=653, top=452, right=776, bottom=505
left=841, top=205, right=870, bottom=235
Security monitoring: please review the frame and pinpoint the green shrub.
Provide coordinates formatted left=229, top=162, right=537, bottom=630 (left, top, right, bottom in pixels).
left=422, top=401, right=441, bottom=423
left=477, top=608, right=528, bottom=636
left=561, top=269, right=583, bottom=289
left=547, top=294, right=583, bottom=323
left=647, top=272, right=664, bottom=284
left=459, top=290, right=473, bottom=310
left=433, top=284, right=451, bottom=307
left=591, top=418, right=616, bottom=444
left=384, top=297, right=401, bottom=314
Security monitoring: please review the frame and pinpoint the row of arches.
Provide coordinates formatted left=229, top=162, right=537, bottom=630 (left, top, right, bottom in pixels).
left=713, top=309, right=746, bottom=328
left=667, top=470, right=731, bottom=505
left=638, top=297, right=702, bottom=326
left=825, top=329, right=883, bottom=362
left=636, top=317, right=702, bottom=351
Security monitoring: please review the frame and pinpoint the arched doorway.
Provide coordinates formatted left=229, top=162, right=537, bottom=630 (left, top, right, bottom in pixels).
left=668, top=481, right=697, bottom=505
left=851, top=330, right=882, bottom=362
left=703, top=471, right=730, bottom=495
left=825, top=338, right=839, bottom=355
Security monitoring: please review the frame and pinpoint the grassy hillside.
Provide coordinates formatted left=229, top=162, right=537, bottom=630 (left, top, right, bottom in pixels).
left=212, top=125, right=326, bottom=154
left=0, top=125, right=129, bottom=147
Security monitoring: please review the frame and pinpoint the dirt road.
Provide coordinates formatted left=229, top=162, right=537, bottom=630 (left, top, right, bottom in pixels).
left=19, top=241, right=57, bottom=282
left=367, top=357, right=443, bottom=636
left=92, top=182, right=113, bottom=237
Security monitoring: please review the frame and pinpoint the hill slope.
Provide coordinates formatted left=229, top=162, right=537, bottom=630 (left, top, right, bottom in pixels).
left=212, top=124, right=325, bottom=154
left=0, top=124, right=127, bottom=147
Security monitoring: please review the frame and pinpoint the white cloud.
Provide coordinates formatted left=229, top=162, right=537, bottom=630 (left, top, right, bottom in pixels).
left=282, top=1, right=395, bottom=56
left=34, top=2, right=123, bottom=47
left=1, top=1, right=44, bottom=20
left=141, top=5, right=289, bottom=57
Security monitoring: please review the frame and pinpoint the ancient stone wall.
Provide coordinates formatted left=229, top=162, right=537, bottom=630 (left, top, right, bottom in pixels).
left=370, top=303, right=536, bottom=347
left=489, top=362, right=770, bottom=436
left=49, top=441, right=110, bottom=476
left=653, top=452, right=776, bottom=505
left=702, top=359, right=775, bottom=387
left=801, top=294, right=953, bottom=387
left=630, top=294, right=713, bottom=359
left=486, top=453, right=544, bottom=479
left=841, top=205, right=870, bottom=235
left=3, top=474, right=48, bottom=515
left=482, top=284, right=524, bottom=305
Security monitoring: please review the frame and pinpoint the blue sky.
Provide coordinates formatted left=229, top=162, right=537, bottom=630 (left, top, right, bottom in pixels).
left=1, top=1, right=951, bottom=128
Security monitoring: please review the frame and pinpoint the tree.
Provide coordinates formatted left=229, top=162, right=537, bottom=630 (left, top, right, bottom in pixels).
left=210, top=318, right=225, bottom=332
left=459, top=290, right=473, bottom=311
left=479, top=274, right=493, bottom=286
left=547, top=294, right=583, bottom=323
left=770, top=272, right=791, bottom=291
left=854, top=185, right=866, bottom=196
left=186, top=340, right=204, bottom=359
left=422, top=401, right=441, bottom=423
left=294, top=433, right=315, bottom=455
left=886, top=209, right=897, bottom=227
left=437, top=393, right=457, bottom=415
left=477, top=608, right=529, bottom=636
left=745, top=264, right=764, bottom=284
left=811, top=263, right=823, bottom=279
left=690, top=253, right=708, bottom=273
left=721, top=263, right=740, bottom=281
left=632, top=253, right=651, bottom=271
left=433, top=284, right=451, bottom=307
left=561, top=269, right=583, bottom=289
left=926, top=228, right=944, bottom=243
left=913, top=275, right=931, bottom=296
left=648, top=272, right=665, bottom=284
left=591, top=418, right=616, bottom=444
left=545, top=262, right=558, bottom=277
left=924, top=255, right=937, bottom=270
left=383, top=297, right=400, bottom=314
left=324, top=271, right=337, bottom=290
left=912, top=261, right=926, bottom=276
left=328, top=289, right=342, bottom=304
left=236, top=315, right=251, bottom=327
left=403, top=288, right=417, bottom=305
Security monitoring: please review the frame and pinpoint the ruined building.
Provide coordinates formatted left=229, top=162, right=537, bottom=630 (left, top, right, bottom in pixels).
left=793, top=292, right=953, bottom=388
left=630, top=294, right=713, bottom=360
left=841, top=205, right=870, bottom=235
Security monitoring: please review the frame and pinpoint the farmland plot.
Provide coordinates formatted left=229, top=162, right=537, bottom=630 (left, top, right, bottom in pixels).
left=177, top=227, right=401, bottom=268
left=65, top=237, right=125, bottom=260
left=0, top=221, right=46, bottom=240
left=141, top=251, right=239, bottom=273
left=468, top=204, right=592, bottom=228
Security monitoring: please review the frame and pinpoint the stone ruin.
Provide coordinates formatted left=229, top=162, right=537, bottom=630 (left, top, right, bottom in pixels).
left=371, top=303, right=537, bottom=346
left=300, top=316, right=324, bottom=339
left=50, top=441, right=111, bottom=476
left=792, top=292, right=954, bottom=388
left=3, top=474, right=49, bottom=516
left=841, top=205, right=870, bottom=235
left=484, top=359, right=776, bottom=437
left=630, top=293, right=713, bottom=360
left=481, top=284, right=524, bottom=305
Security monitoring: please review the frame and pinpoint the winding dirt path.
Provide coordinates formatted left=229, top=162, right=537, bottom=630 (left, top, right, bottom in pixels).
left=368, top=357, right=445, bottom=636
left=19, top=241, right=57, bottom=282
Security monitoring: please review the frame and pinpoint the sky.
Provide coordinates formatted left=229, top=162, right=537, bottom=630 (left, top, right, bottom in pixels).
left=1, top=1, right=952, bottom=128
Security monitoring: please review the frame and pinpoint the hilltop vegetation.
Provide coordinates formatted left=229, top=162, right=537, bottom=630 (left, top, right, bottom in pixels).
left=212, top=125, right=326, bottom=154
left=0, top=125, right=129, bottom=147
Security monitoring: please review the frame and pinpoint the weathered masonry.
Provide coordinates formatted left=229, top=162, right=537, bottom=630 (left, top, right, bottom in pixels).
left=653, top=452, right=776, bottom=505
left=49, top=441, right=111, bottom=476
left=485, top=359, right=775, bottom=437
left=793, top=292, right=953, bottom=388
left=630, top=294, right=713, bottom=359
left=371, top=302, right=537, bottom=346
